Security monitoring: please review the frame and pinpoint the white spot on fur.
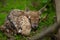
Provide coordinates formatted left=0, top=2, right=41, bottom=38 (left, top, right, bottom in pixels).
left=6, top=29, right=9, bottom=32
left=29, top=16, right=31, bottom=19
left=15, top=25, right=17, bottom=27
left=18, top=29, right=22, bottom=33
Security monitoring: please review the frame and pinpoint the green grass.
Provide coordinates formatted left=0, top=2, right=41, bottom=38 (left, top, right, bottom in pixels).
left=0, top=0, right=56, bottom=40
left=0, top=13, right=7, bottom=26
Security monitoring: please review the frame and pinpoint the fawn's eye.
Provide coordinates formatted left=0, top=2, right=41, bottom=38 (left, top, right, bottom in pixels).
left=39, top=18, right=40, bottom=20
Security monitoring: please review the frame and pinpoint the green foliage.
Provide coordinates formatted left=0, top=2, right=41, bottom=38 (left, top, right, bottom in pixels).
left=0, top=31, right=7, bottom=40
left=0, top=13, right=7, bottom=26
left=0, top=0, right=26, bottom=12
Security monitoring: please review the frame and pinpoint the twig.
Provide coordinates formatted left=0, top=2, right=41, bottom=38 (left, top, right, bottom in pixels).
left=28, top=22, right=59, bottom=40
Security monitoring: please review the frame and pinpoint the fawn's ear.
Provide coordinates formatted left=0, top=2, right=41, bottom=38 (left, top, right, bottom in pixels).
left=38, top=4, right=47, bottom=15
left=38, top=10, right=42, bottom=15
left=24, top=10, right=31, bottom=19
left=25, top=7, right=30, bottom=12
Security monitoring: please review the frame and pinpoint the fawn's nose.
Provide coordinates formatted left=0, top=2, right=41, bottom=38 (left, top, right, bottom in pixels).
left=32, top=23, right=38, bottom=29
